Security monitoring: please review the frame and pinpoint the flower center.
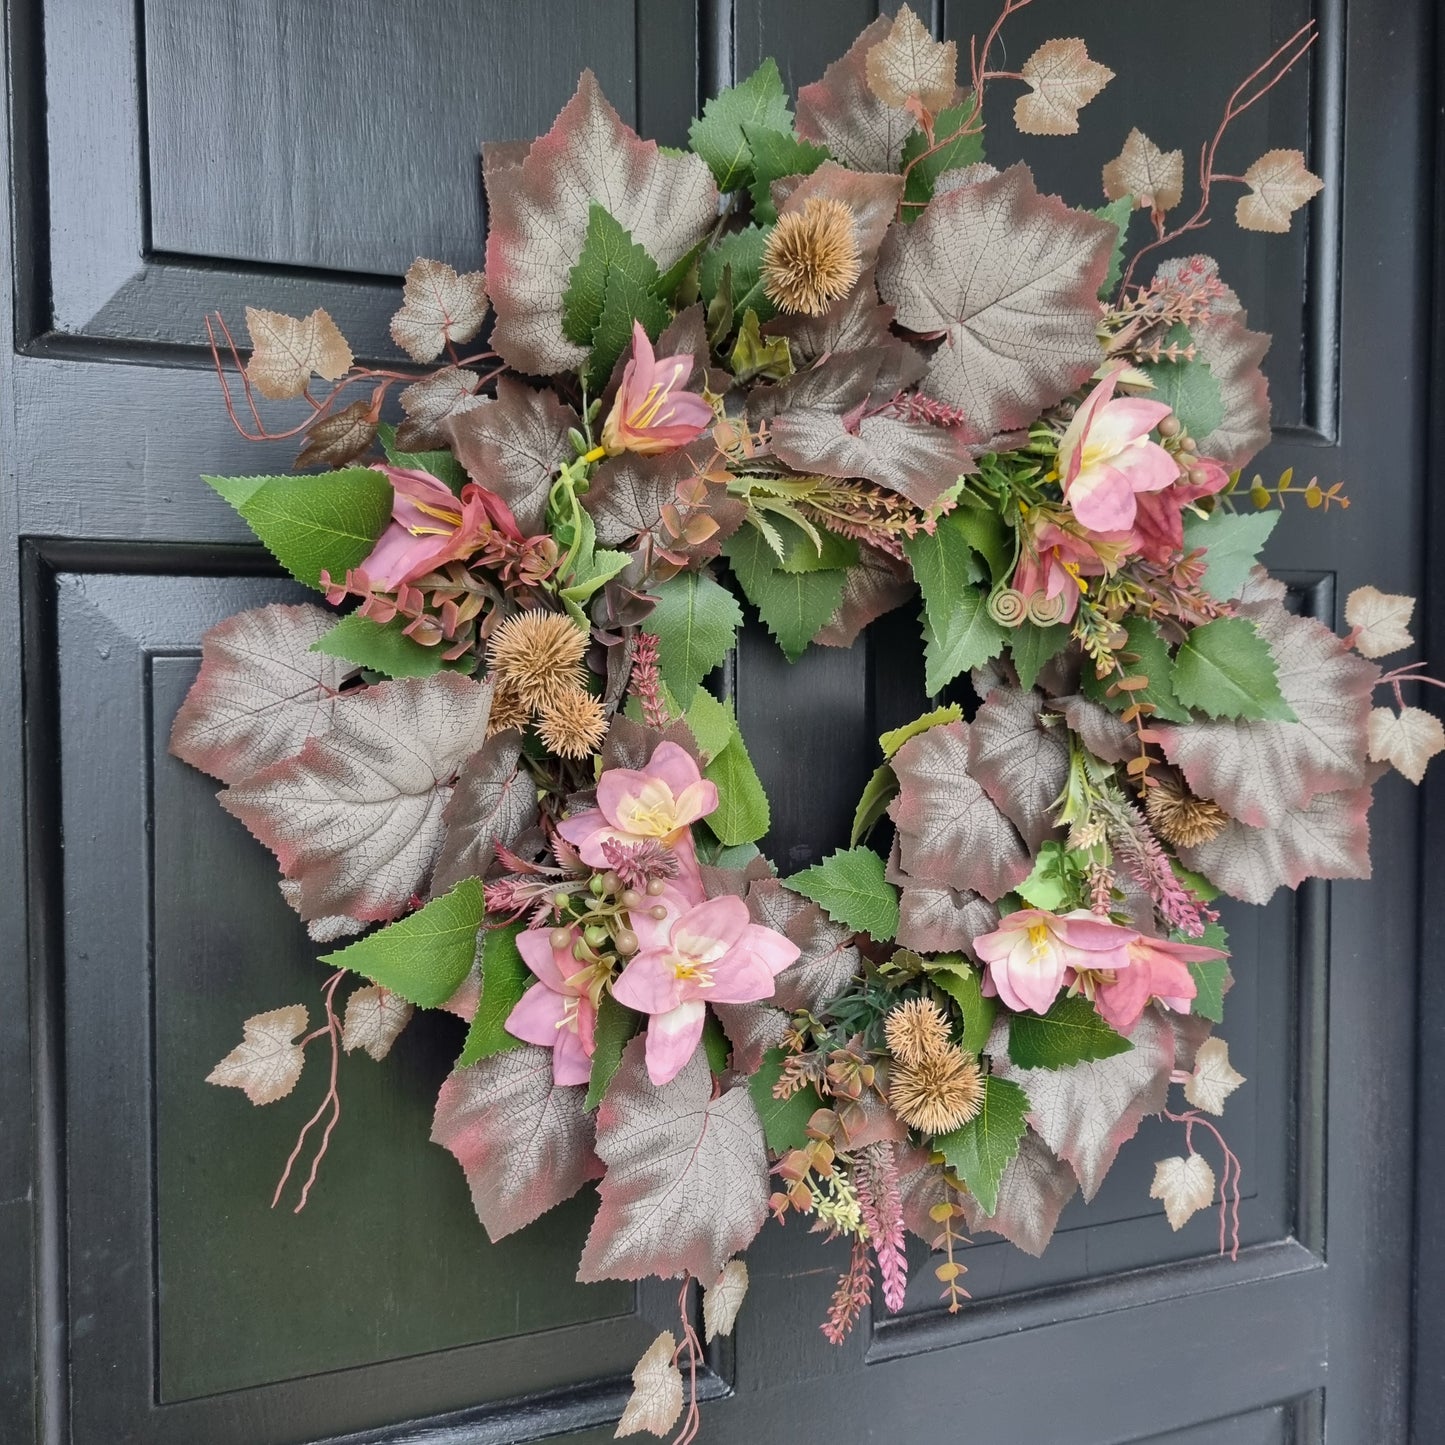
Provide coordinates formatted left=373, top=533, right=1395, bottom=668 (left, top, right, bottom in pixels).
left=1026, top=923, right=1054, bottom=965
left=670, top=954, right=715, bottom=988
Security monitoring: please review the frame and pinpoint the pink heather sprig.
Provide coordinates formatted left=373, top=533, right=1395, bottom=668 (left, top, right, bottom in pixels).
left=599, top=837, right=679, bottom=889
left=627, top=631, right=670, bottom=730
left=1101, top=798, right=1217, bottom=938
left=855, top=1142, right=909, bottom=1314
left=875, top=392, right=974, bottom=428
left=822, top=1234, right=874, bottom=1345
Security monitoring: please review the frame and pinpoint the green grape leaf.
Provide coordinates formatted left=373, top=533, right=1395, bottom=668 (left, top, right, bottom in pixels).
left=879, top=704, right=963, bottom=759
left=785, top=846, right=899, bottom=941
left=1171, top=616, right=1295, bottom=721
left=1006, top=993, right=1133, bottom=1070
left=706, top=734, right=771, bottom=846
left=689, top=58, right=793, bottom=192
left=700, top=225, right=773, bottom=320
left=934, top=1074, right=1029, bottom=1213
left=926, top=958, right=996, bottom=1056
left=900, top=97, right=984, bottom=218
left=1010, top=622, right=1071, bottom=691
left=323, top=879, right=482, bottom=1010
left=702, top=1012, right=732, bottom=1074
left=850, top=762, right=899, bottom=847
left=457, top=922, right=532, bottom=1066
left=375, top=422, right=468, bottom=493
left=312, top=614, right=470, bottom=680
left=749, top=1048, right=823, bottom=1154
left=642, top=570, right=744, bottom=695
left=1093, top=195, right=1134, bottom=299
left=745, top=124, right=830, bottom=224
left=1082, top=615, right=1190, bottom=723
left=945, top=499, right=1014, bottom=585
left=1182, top=509, right=1279, bottom=601
left=1141, top=324, right=1226, bottom=439
left=1188, top=959, right=1231, bottom=1024
left=904, top=511, right=1007, bottom=693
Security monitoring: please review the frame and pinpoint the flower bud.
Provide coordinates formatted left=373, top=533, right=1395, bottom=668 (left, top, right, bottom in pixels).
left=1181, top=435, right=1198, bottom=453
left=619, top=888, right=644, bottom=910
left=589, top=875, right=605, bottom=897
left=584, top=923, right=609, bottom=949
left=549, top=926, right=572, bottom=952
left=650, top=904, right=670, bottom=921
left=615, top=928, right=639, bottom=955
left=600, top=871, right=620, bottom=896
left=1157, top=414, right=1182, bottom=438
left=646, top=878, right=667, bottom=897
left=552, top=891, right=572, bottom=910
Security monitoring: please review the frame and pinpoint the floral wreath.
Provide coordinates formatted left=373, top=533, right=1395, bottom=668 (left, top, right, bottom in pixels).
left=171, top=7, right=1441, bottom=1439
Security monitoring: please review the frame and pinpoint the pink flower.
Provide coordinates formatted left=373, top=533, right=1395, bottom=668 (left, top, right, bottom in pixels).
left=1012, top=519, right=1127, bottom=624
left=1059, top=370, right=1180, bottom=533
left=975, top=908, right=1137, bottom=1015
left=601, top=323, right=714, bottom=455
left=1090, top=934, right=1223, bottom=1034
left=1129, top=457, right=1231, bottom=565
left=360, top=465, right=524, bottom=591
left=556, top=741, right=718, bottom=892
left=504, top=925, right=608, bottom=1086
left=612, top=892, right=800, bottom=1084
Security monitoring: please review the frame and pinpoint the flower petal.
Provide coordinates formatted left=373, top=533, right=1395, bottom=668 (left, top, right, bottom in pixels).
left=671, top=896, right=750, bottom=964
left=505, top=981, right=569, bottom=1046
left=644, top=999, right=708, bottom=1086
left=613, top=950, right=688, bottom=1015
left=551, top=1024, right=594, bottom=1085
left=516, top=926, right=572, bottom=992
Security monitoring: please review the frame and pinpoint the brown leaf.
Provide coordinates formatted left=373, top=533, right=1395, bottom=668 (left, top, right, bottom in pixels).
left=1235, top=149, right=1323, bottom=233
left=762, top=265, right=897, bottom=364
left=1014, top=38, right=1114, bottom=136
left=390, top=258, right=489, bottom=363
left=396, top=366, right=485, bottom=450
left=894, top=877, right=999, bottom=956
left=431, top=1045, right=602, bottom=1241
left=1346, top=585, right=1416, bottom=659
left=578, top=1039, right=769, bottom=1283
left=444, top=377, right=578, bottom=535
left=814, top=545, right=914, bottom=648
left=615, top=1332, right=684, bottom=1438
left=295, top=399, right=378, bottom=469
left=278, top=879, right=365, bottom=944
left=711, top=1002, right=789, bottom=1076
left=968, top=687, right=1071, bottom=853
left=484, top=71, right=717, bottom=375
left=876, top=164, right=1113, bottom=437
left=429, top=733, right=540, bottom=896
left=1101, top=128, right=1184, bottom=213
left=1367, top=705, right=1445, bottom=785
left=1150, top=1154, right=1216, bottom=1230
left=962, top=1130, right=1078, bottom=1255
left=864, top=5, right=957, bottom=111
left=244, top=306, right=353, bottom=401
left=170, top=603, right=360, bottom=784
left=584, top=441, right=741, bottom=557
left=341, top=984, right=413, bottom=1062
left=744, top=877, right=861, bottom=1010
left=796, top=16, right=919, bottom=173
left=206, top=1004, right=309, bottom=1106
left=703, top=1259, right=749, bottom=1342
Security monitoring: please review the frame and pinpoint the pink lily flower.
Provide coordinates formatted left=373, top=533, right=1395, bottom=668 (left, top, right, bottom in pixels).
left=1129, top=456, right=1232, bottom=565
left=505, top=925, right=607, bottom=1086
left=1059, top=370, right=1180, bottom=533
left=1090, top=934, right=1223, bottom=1035
left=601, top=322, right=714, bottom=455
left=556, top=741, right=718, bottom=891
left=612, top=892, right=800, bottom=1085
left=359, top=464, right=524, bottom=592
left=975, top=908, right=1137, bottom=1015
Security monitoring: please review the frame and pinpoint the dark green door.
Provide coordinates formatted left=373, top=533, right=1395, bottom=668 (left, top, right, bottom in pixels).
left=1, top=2, right=1436, bottom=1441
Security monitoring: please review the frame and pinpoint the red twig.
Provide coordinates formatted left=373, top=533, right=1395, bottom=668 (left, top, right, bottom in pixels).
left=1164, top=1107, right=1242, bottom=1260
left=1119, top=21, right=1318, bottom=293
left=669, top=1277, right=704, bottom=1445
left=969, top=0, right=1034, bottom=117
left=272, top=969, right=345, bottom=1214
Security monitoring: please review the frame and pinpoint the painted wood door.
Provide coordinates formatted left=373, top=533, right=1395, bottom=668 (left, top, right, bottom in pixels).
left=0, top=1, right=1435, bottom=1441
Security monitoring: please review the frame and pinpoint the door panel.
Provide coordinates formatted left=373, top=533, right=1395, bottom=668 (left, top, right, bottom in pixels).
left=1, top=1, right=1433, bottom=1443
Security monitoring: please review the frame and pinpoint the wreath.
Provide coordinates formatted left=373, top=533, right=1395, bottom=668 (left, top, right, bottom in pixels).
left=171, top=7, right=1439, bottom=1438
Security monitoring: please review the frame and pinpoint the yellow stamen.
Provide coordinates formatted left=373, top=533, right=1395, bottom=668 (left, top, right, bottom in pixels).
left=581, top=445, right=606, bottom=463
left=629, top=382, right=671, bottom=430
left=410, top=498, right=464, bottom=527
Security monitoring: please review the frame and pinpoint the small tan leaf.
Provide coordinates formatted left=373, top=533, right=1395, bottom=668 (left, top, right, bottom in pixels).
left=390, top=258, right=489, bottom=364
left=1346, top=585, right=1415, bottom=659
left=207, top=1004, right=309, bottom=1105
left=1235, top=149, right=1323, bottom=233
left=1101, top=128, right=1184, bottom=213
left=864, top=5, right=957, bottom=111
left=1150, top=1153, right=1216, bottom=1230
left=245, top=307, right=353, bottom=400
left=1014, top=38, right=1114, bottom=136
left=1184, top=1037, right=1245, bottom=1116
left=295, top=399, right=378, bottom=469
left=615, top=1332, right=683, bottom=1438
left=1368, top=706, right=1445, bottom=785
left=703, top=1260, right=749, bottom=1342
left=341, top=984, right=414, bottom=1061
left=396, top=365, right=485, bottom=450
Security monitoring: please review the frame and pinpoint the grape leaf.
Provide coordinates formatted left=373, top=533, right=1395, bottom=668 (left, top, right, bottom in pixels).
left=1171, top=617, right=1294, bottom=721
left=389, top=258, right=488, bottom=363
left=295, top=400, right=378, bottom=469
left=1182, top=510, right=1279, bottom=601
left=430, top=733, right=539, bottom=896
left=895, top=880, right=999, bottom=956
left=395, top=365, right=486, bottom=450
left=688, top=58, right=793, bottom=192
left=341, top=984, right=413, bottom=1062
left=968, top=686, right=1072, bottom=852
left=785, top=846, right=899, bottom=940
left=1151, top=1154, right=1217, bottom=1230
left=313, top=614, right=463, bottom=680
left=170, top=603, right=360, bottom=784
left=1346, top=585, right=1416, bottom=659
left=1014, top=38, right=1114, bottom=135
left=744, top=878, right=862, bottom=1012
left=206, top=1004, right=309, bottom=1106
left=1236, top=149, right=1323, bottom=233
left=703, top=1260, right=749, bottom=1342
left=745, top=125, right=828, bottom=225
left=1367, top=705, right=1445, bottom=784
left=1185, top=1037, right=1245, bottom=1115
left=748, top=1048, right=823, bottom=1154
left=1102, top=129, right=1184, bottom=213
left=431, top=1045, right=602, bottom=1240
left=864, top=6, right=957, bottom=110
left=1141, top=337, right=1226, bottom=440
left=934, top=1074, right=1029, bottom=1214
left=617, top=1332, right=684, bottom=1439
left=578, top=1039, right=769, bottom=1282
left=1081, top=615, right=1189, bottom=724
left=641, top=570, right=744, bottom=695
left=244, top=306, right=352, bottom=400
left=1007, top=994, right=1133, bottom=1070
left=220, top=674, right=494, bottom=922
left=458, top=922, right=531, bottom=1065
left=899, top=97, right=983, bottom=216
left=960, top=1128, right=1078, bottom=1256
left=586, top=993, right=641, bottom=1111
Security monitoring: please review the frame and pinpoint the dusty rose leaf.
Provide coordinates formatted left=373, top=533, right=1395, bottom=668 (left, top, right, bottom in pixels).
left=1159, top=593, right=1379, bottom=828
left=390, top=258, right=489, bottom=363
left=244, top=306, right=353, bottom=401
left=712, top=1002, right=788, bottom=1076
left=444, top=377, right=578, bottom=535
left=1101, top=128, right=1184, bottom=212
left=744, top=877, right=861, bottom=1010
left=278, top=879, right=365, bottom=944
left=578, top=1039, right=769, bottom=1283
left=1184, top=1037, right=1245, bottom=1116
left=585, top=441, right=741, bottom=556
left=170, top=603, right=360, bottom=785
left=396, top=365, right=485, bottom=450
left=763, top=266, right=897, bottom=363
left=1054, top=692, right=1136, bottom=764
left=295, top=400, right=379, bottom=469
left=997, top=1006, right=1174, bottom=1201
left=962, top=1130, right=1078, bottom=1255
left=1345, top=585, right=1415, bottom=660
left=1178, top=785, right=1373, bottom=905
left=703, top=1259, right=749, bottom=1342
left=485, top=71, right=717, bottom=375
left=814, top=545, right=915, bottom=648
left=1014, top=38, right=1114, bottom=137
left=895, top=880, right=998, bottom=956
left=430, top=733, right=540, bottom=896
left=220, top=674, right=494, bottom=923
left=206, top=1004, right=309, bottom=1106
left=796, top=15, right=918, bottom=173
left=1151, top=1154, right=1216, bottom=1230
left=889, top=721, right=1031, bottom=902
left=968, top=688, right=1071, bottom=853
left=431, top=1045, right=601, bottom=1241
left=616, top=1332, right=684, bottom=1438
left=877, top=165, right=1113, bottom=437
left=1235, top=149, right=1323, bottom=234
left=341, top=984, right=413, bottom=1062
left=1152, top=256, right=1270, bottom=468
left=864, top=4, right=957, bottom=110
left=1367, top=705, right=1444, bottom=785
left=600, top=714, right=703, bottom=773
